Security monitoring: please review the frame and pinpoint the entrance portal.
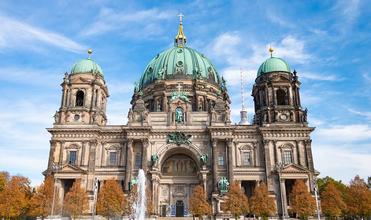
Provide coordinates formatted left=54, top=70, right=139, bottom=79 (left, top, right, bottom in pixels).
left=176, top=200, right=184, bottom=217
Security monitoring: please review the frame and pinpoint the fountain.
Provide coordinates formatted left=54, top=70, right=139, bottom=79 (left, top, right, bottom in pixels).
left=132, top=169, right=146, bottom=220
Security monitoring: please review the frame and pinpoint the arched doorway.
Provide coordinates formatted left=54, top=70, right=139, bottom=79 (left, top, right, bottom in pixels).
left=158, top=150, right=201, bottom=217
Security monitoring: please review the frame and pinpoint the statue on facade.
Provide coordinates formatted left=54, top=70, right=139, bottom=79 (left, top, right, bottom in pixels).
left=175, top=107, right=184, bottom=123
left=151, top=154, right=159, bottom=167
left=218, top=177, right=230, bottom=193
left=167, top=132, right=191, bottom=145
left=53, top=111, right=60, bottom=123
left=200, top=154, right=208, bottom=165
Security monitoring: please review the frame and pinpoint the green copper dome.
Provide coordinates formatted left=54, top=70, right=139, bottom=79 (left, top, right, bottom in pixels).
left=139, top=46, right=221, bottom=88
left=257, top=57, right=291, bottom=77
left=71, top=58, right=104, bottom=76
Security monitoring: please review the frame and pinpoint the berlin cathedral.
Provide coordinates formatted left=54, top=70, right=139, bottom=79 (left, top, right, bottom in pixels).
left=45, top=18, right=318, bottom=219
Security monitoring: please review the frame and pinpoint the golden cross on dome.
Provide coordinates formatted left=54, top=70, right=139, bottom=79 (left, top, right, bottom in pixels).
left=269, top=45, right=274, bottom=57
left=178, top=13, right=184, bottom=24
left=88, top=48, right=93, bottom=59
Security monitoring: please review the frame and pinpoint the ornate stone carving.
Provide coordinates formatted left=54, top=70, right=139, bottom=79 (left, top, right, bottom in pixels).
left=166, top=132, right=191, bottom=145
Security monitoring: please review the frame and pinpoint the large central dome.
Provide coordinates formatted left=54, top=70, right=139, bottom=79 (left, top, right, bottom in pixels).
left=139, top=46, right=221, bottom=88
left=138, top=19, right=221, bottom=89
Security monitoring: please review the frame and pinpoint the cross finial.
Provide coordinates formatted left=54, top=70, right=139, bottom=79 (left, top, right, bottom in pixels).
left=178, top=13, right=184, bottom=24
left=269, top=45, right=274, bottom=57
left=176, top=83, right=182, bottom=92
left=87, top=48, right=93, bottom=59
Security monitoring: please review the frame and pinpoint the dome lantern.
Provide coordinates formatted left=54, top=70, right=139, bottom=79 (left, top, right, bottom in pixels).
left=257, top=47, right=291, bottom=77
left=70, top=49, right=104, bottom=76
left=175, top=13, right=187, bottom=47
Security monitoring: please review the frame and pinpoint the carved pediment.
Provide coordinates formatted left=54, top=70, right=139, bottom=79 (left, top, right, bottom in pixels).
left=282, top=163, right=309, bottom=174
left=60, top=164, right=86, bottom=173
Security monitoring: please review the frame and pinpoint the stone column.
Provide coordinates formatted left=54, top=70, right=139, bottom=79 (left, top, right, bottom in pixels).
left=305, top=139, right=314, bottom=171
left=212, top=139, right=218, bottom=192
left=280, top=179, right=288, bottom=218
left=125, top=139, right=133, bottom=191
left=264, top=140, right=274, bottom=190
left=288, top=86, right=293, bottom=105
left=47, top=140, right=56, bottom=170
left=226, top=139, right=234, bottom=183
left=59, top=141, right=65, bottom=166
left=142, top=139, right=148, bottom=173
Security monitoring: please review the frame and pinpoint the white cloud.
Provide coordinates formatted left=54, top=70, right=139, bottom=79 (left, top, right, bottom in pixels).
left=316, top=124, right=371, bottom=143
left=0, top=67, right=62, bottom=87
left=108, top=81, right=134, bottom=95
left=222, top=67, right=256, bottom=86
left=208, top=33, right=312, bottom=86
left=300, top=71, right=339, bottom=81
left=347, top=108, right=371, bottom=121
left=332, top=0, right=360, bottom=33
left=0, top=15, right=85, bottom=53
left=81, top=8, right=176, bottom=37
left=314, top=144, right=371, bottom=183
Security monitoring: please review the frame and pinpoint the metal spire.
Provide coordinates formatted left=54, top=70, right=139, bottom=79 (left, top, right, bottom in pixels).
left=239, top=68, right=248, bottom=125
left=175, top=13, right=187, bottom=47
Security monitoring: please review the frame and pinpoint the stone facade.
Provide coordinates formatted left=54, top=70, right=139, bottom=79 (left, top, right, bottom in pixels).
left=45, top=33, right=317, bottom=219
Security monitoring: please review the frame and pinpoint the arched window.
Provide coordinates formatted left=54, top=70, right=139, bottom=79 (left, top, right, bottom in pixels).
left=276, top=89, right=288, bottom=105
left=76, top=90, right=84, bottom=107
left=282, top=150, right=293, bottom=164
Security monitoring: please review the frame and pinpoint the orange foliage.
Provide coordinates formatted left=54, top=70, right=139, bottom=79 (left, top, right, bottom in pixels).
left=250, top=183, right=276, bottom=219
left=223, top=182, right=249, bottom=219
left=289, top=180, right=315, bottom=219
left=0, top=171, right=9, bottom=192
left=345, top=175, right=371, bottom=218
left=146, top=188, right=155, bottom=215
left=29, top=176, right=60, bottom=219
left=189, top=185, right=212, bottom=219
left=63, top=179, right=89, bottom=219
left=320, top=181, right=346, bottom=219
left=0, top=175, right=31, bottom=219
left=96, top=179, right=126, bottom=218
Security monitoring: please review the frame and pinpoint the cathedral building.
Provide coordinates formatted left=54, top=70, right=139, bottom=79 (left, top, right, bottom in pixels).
left=45, top=18, right=318, bottom=218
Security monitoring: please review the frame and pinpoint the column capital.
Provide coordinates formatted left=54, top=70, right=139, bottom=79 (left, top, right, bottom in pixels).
left=141, top=138, right=149, bottom=147
left=211, top=139, right=218, bottom=147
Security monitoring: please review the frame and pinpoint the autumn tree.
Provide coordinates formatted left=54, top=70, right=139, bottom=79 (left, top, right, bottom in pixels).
left=289, top=180, right=316, bottom=220
left=223, top=182, right=249, bottom=220
left=0, top=175, right=31, bottom=219
left=189, top=185, right=212, bottom=219
left=345, top=175, right=371, bottom=219
left=63, top=179, right=89, bottom=219
left=320, top=181, right=346, bottom=219
left=29, top=175, right=60, bottom=219
left=250, top=183, right=276, bottom=220
left=0, top=171, right=9, bottom=192
left=96, top=179, right=126, bottom=219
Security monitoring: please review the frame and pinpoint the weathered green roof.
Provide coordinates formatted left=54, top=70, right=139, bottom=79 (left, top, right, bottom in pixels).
left=71, top=58, right=104, bottom=76
left=139, top=46, right=221, bottom=88
left=257, top=57, right=291, bottom=77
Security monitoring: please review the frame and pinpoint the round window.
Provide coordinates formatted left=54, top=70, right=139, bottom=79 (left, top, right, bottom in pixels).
left=74, top=114, right=80, bottom=121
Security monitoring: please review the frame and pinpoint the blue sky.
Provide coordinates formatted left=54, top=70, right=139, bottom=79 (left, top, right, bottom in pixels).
left=0, top=0, right=370, bottom=185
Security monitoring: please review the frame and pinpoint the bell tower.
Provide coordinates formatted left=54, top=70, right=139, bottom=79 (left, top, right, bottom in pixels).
left=252, top=47, right=307, bottom=125
left=54, top=49, right=109, bottom=126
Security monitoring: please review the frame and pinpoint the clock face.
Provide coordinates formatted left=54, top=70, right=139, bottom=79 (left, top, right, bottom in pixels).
left=279, top=113, right=289, bottom=121
left=74, top=114, right=80, bottom=121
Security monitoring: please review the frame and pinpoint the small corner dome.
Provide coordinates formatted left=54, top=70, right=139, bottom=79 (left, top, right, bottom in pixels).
left=70, top=58, right=104, bottom=76
left=257, top=57, right=291, bottom=77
